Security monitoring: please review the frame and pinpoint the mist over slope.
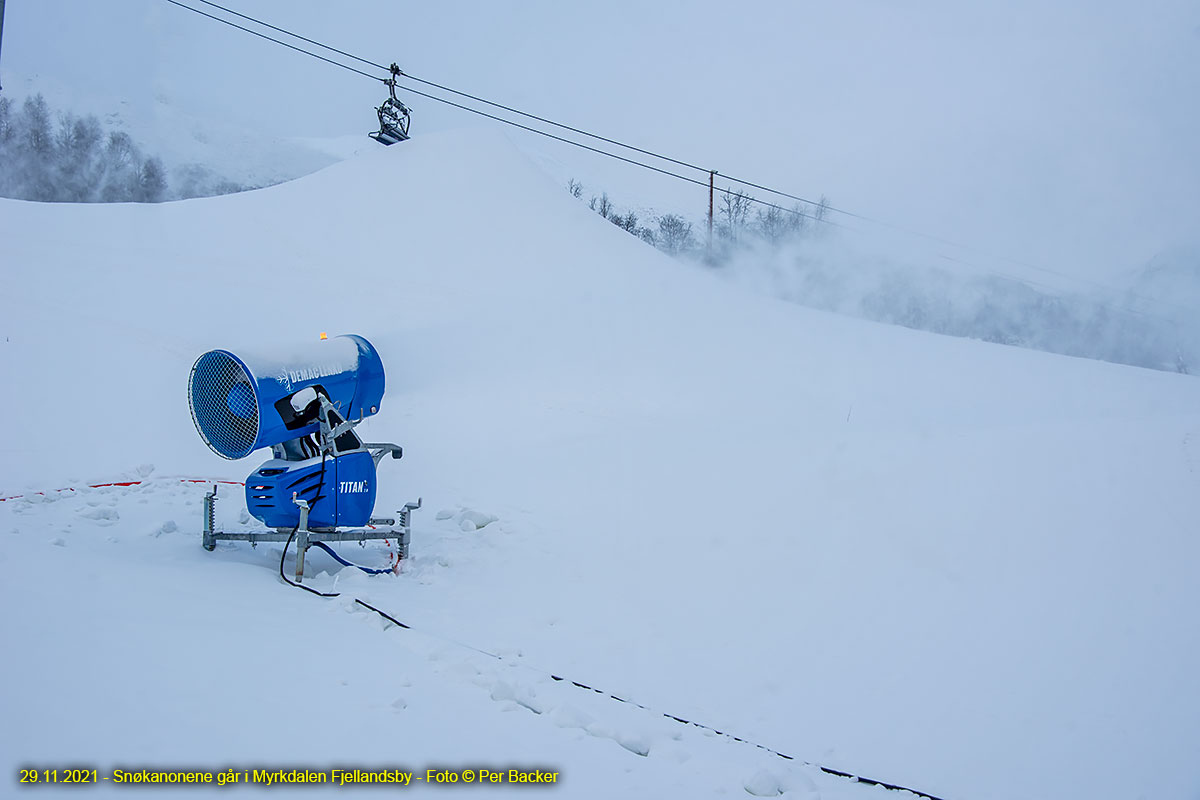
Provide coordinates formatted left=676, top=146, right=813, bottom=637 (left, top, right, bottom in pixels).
left=2, top=130, right=1199, bottom=800
left=0, top=75, right=342, bottom=200
left=712, top=234, right=1200, bottom=375
left=475, top=161, right=1200, bottom=376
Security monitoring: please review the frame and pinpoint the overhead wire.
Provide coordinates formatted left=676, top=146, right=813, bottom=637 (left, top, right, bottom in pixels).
left=184, top=0, right=389, bottom=72
left=162, top=0, right=1188, bottom=321
left=161, top=0, right=377, bottom=80
left=161, top=0, right=823, bottom=224
left=182, top=0, right=858, bottom=225
left=166, top=0, right=851, bottom=227
left=185, top=0, right=719, bottom=177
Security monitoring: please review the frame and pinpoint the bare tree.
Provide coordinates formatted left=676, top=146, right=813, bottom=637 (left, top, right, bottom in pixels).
left=22, top=94, right=52, bottom=155
left=612, top=209, right=638, bottom=233
left=718, top=188, right=754, bottom=244
left=0, top=97, right=11, bottom=144
left=597, top=192, right=613, bottom=220
left=789, top=203, right=809, bottom=237
left=54, top=113, right=101, bottom=201
left=566, top=178, right=582, bottom=199
left=98, top=131, right=139, bottom=202
left=657, top=214, right=695, bottom=256
left=811, top=194, right=831, bottom=227
left=136, top=157, right=167, bottom=203
left=755, top=204, right=790, bottom=245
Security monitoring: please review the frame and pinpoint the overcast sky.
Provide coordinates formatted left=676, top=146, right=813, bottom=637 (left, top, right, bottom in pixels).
left=3, top=0, right=1198, bottom=285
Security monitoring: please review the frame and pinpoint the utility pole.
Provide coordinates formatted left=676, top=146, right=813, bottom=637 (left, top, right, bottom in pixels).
left=0, top=0, right=7, bottom=92
left=708, top=170, right=716, bottom=262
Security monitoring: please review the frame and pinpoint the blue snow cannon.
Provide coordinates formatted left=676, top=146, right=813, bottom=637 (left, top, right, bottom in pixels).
left=188, top=335, right=401, bottom=530
left=189, top=334, right=383, bottom=460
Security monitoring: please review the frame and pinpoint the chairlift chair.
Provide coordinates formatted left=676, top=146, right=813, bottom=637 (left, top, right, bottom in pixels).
left=371, top=63, right=411, bottom=145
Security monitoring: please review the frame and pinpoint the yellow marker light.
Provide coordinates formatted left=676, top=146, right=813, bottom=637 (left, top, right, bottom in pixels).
left=319, top=332, right=328, bottom=340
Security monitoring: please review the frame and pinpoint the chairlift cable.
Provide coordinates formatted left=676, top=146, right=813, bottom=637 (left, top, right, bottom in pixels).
left=161, top=0, right=1187, bottom=321
left=160, top=1, right=752, bottom=208
left=162, top=0, right=380, bottom=82
left=186, top=0, right=389, bottom=71
left=166, top=0, right=840, bottom=211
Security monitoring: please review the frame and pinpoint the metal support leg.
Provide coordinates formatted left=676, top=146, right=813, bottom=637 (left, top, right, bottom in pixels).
left=293, top=496, right=311, bottom=583
left=398, top=498, right=421, bottom=561
left=397, top=527, right=411, bottom=561
left=295, top=530, right=310, bottom=581
left=202, top=486, right=217, bottom=551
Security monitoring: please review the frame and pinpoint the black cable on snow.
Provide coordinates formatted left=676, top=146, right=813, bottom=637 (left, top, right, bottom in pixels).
left=349, top=597, right=952, bottom=800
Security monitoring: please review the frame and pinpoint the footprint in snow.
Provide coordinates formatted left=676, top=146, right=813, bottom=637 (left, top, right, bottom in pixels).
left=436, top=507, right=499, bottom=531
left=744, top=770, right=784, bottom=797
left=79, top=507, right=119, bottom=525
left=745, top=768, right=819, bottom=799
left=615, top=732, right=650, bottom=757
left=460, top=510, right=499, bottom=531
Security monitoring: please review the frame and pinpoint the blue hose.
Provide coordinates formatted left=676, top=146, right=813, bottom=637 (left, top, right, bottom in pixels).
left=310, top=541, right=393, bottom=575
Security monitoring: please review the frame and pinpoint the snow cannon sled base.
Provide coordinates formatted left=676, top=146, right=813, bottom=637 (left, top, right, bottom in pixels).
left=201, top=483, right=420, bottom=583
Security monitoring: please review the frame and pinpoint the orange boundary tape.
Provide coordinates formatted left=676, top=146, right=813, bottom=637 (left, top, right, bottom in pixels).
left=0, top=478, right=245, bottom=503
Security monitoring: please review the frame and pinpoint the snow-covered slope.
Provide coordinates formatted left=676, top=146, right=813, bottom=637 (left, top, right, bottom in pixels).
left=2, top=129, right=1199, bottom=800
left=1, top=71, right=345, bottom=196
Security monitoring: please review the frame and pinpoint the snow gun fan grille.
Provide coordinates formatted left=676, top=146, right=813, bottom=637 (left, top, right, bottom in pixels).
left=188, top=351, right=259, bottom=460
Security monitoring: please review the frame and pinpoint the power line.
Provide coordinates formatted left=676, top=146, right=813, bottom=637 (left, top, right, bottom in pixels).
left=182, top=0, right=867, bottom=230
left=161, top=0, right=819, bottom=224
left=395, top=77, right=716, bottom=181
left=161, top=0, right=1188, bottom=320
left=185, top=0, right=865, bottom=229
left=179, top=0, right=1056, bottom=265
left=186, top=0, right=389, bottom=72
left=173, top=0, right=839, bottom=223
left=389, top=83, right=758, bottom=205
left=162, top=0, right=377, bottom=80
left=185, top=0, right=721, bottom=178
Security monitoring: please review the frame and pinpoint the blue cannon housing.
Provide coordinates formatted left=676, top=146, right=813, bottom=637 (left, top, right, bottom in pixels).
left=244, top=450, right=377, bottom=529
left=188, top=335, right=391, bottom=529
left=189, top=334, right=384, bottom=460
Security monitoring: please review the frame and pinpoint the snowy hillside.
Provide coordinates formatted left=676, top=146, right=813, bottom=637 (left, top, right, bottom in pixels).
left=0, top=73, right=346, bottom=198
left=3, top=130, right=1199, bottom=800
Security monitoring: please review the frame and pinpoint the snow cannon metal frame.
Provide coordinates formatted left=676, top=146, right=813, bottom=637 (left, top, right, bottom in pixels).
left=188, top=334, right=420, bottom=581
